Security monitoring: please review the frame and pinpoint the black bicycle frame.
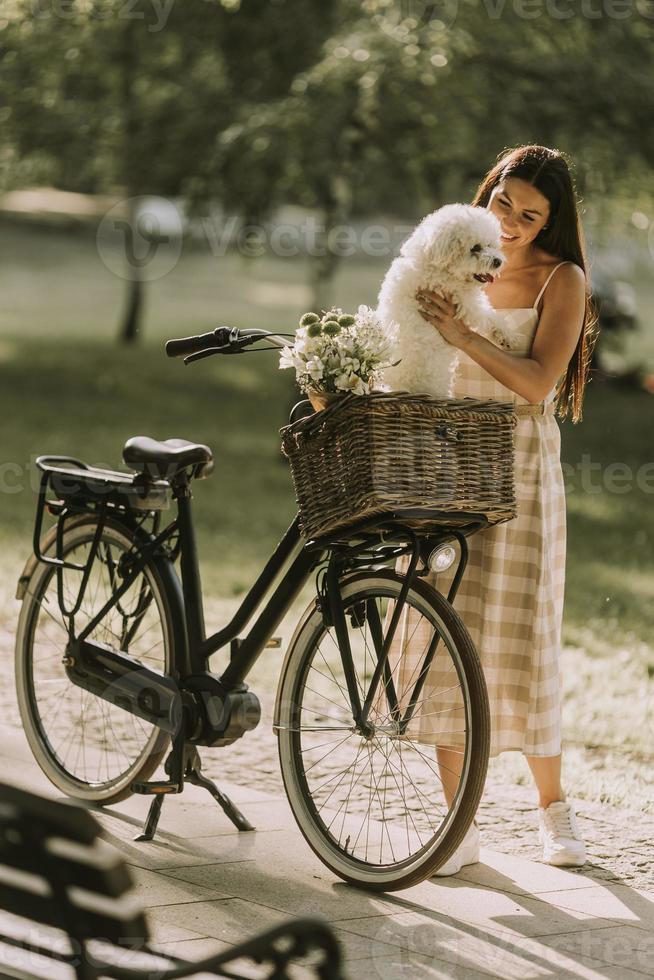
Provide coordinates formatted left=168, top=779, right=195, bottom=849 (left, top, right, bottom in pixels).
left=71, top=503, right=324, bottom=685
left=59, top=472, right=480, bottom=734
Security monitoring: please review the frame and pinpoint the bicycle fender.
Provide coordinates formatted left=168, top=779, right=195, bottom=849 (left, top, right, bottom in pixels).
left=272, top=597, right=317, bottom=732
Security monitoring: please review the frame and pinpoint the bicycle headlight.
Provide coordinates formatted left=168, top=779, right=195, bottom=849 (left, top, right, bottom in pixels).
left=427, top=544, right=457, bottom=573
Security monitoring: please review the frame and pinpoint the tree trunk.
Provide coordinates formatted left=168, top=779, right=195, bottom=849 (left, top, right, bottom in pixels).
left=121, top=265, right=143, bottom=345
left=118, top=18, right=143, bottom=345
left=309, top=178, right=352, bottom=314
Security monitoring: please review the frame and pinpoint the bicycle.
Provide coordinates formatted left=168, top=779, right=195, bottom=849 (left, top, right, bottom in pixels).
left=15, top=325, right=492, bottom=892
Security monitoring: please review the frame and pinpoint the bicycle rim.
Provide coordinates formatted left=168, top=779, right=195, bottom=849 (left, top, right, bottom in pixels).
left=15, top=520, right=173, bottom=804
left=277, top=571, right=489, bottom=890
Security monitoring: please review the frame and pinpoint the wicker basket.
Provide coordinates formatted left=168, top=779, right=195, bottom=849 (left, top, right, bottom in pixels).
left=280, top=390, right=518, bottom=540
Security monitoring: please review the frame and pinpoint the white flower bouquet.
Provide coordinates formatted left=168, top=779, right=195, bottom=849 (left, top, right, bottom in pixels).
left=279, top=305, right=399, bottom=397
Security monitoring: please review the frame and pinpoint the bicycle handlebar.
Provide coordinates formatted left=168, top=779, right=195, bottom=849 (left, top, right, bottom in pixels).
left=165, top=327, right=292, bottom=364
left=165, top=328, right=233, bottom=359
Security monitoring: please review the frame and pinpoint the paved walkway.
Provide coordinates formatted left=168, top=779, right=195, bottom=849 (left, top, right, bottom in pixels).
left=1, top=716, right=653, bottom=979
left=197, top=694, right=654, bottom=894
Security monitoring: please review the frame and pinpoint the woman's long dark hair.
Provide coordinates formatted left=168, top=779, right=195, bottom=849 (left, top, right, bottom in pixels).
left=471, top=145, right=599, bottom=423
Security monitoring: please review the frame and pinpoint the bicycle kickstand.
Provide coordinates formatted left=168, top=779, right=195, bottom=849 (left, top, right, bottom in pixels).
left=132, top=715, right=187, bottom=842
left=133, top=738, right=255, bottom=842
left=183, top=745, right=255, bottom=833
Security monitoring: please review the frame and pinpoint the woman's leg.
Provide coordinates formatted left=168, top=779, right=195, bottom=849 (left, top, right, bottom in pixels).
left=436, top=746, right=464, bottom=807
left=525, top=753, right=565, bottom=807
left=438, top=750, right=566, bottom=809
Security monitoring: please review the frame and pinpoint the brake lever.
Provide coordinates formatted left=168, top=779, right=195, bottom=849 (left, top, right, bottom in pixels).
left=183, top=346, right=231, bottom=364
left=184, top=327, right=295, bottom=364
left=183, top=334, right=262, bottom=364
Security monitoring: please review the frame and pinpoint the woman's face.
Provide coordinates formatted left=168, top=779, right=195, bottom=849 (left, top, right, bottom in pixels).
left=487, top=176, right=551, bottom=252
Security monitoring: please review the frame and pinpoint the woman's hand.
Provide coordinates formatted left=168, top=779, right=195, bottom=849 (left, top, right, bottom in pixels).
left=415, top=288, right=474, bottom=351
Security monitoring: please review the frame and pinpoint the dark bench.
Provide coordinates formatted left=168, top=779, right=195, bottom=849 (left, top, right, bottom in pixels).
left=0, top=782, right=344, bottom=979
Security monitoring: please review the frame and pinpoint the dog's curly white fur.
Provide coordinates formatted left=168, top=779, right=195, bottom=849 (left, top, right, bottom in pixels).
left=377, top=204, right=510, bottom=399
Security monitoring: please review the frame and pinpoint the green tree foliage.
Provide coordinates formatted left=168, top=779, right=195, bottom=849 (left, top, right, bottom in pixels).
left=1, top=0, right=653, bottom=325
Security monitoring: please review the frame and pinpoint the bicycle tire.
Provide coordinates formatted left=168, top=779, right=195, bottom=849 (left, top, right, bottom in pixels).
left=15, top=517, right=175, bottom=804
left=276, top=570, right=490, bottom=890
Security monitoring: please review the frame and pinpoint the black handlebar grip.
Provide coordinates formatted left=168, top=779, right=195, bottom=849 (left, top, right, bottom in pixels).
left=165, top=327, right=232, bottom=358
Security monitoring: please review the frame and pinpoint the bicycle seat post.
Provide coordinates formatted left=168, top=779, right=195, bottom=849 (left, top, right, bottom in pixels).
left=172, top=472, right=206, bottom=673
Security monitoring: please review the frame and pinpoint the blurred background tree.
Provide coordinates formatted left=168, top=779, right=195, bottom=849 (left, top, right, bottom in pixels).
left=2, top=0, right=653, bottom=326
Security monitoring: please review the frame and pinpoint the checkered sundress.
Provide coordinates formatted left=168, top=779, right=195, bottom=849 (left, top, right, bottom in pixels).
left=393, top=262, right=571, bottom=757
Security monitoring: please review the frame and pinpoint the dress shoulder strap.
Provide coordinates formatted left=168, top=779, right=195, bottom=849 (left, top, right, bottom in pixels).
left=532, top=261, right=572, bottom=310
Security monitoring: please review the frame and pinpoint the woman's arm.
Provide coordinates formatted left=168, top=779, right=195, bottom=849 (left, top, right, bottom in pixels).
left=416, top=263, right=587, bottom=404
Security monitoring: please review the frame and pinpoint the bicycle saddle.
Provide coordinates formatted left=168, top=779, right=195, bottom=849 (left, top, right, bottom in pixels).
left=123, top=437, right=214, bottom=481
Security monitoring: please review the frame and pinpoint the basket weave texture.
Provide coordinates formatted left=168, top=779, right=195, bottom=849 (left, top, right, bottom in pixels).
left=280, top=391, right=519, bottom=540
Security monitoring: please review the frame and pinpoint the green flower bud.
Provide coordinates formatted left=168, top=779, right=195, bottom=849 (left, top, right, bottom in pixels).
left=322, top=321, right=341, bottom=336
left=300, top=312, right=320, bottom=327
left=307, top=321, right=323, bottom=337
left=338, top=314, right=355, bottom=327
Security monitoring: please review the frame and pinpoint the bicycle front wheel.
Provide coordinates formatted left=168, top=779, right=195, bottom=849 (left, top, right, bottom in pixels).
left=276, top=570, right=489, bottom=890
left=15, top=517, right=175, bottom=804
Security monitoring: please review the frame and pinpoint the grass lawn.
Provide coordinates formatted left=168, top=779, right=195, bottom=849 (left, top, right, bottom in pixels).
left=1, top=221, right=652, bottom=810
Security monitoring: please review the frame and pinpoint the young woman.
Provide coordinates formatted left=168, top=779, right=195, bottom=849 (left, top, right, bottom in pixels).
left=403, top=144, right=599, bottom=875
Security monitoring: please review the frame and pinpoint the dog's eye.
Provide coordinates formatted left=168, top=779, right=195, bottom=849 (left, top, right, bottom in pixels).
left=470, top=244, right=482, bottom=253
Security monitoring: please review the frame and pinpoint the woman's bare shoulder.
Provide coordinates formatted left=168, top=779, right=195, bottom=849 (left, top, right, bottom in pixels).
left=550, top=260, right=586, bottom=290
left=541, top=260, right=586, bottom=316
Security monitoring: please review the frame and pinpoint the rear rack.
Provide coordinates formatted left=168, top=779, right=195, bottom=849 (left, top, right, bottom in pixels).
left=30, top=456, right=173, bottom=617
left=35, top=456, right=172, bottom=512
left=34, top=455, right=170, bottom=565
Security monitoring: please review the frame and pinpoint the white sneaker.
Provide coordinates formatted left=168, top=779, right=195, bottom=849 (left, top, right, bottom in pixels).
left=538, top=800, right=587, bottom=867
left=432, top=821, right=480, bottom=876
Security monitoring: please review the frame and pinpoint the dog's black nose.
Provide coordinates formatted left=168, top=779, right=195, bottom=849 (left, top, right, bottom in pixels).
left=492, top=257, right=502, bottom=268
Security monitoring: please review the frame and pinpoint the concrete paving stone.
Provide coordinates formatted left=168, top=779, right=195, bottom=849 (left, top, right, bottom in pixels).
left=205, top=772, right=286, bottom=806
left=332, top=881, right=628, bottom=939
left=104, top=790, right=293, bottom=840
left=454, top=846, right=599, bottom=896
left=144, top=916, right=214, bottom=944
left=96, top=807, right=288, bottom=871
left=148, top=935, right=232, bottom=959
left=147, top=919, right=494, bottom=980
left=127, top=866, right=232, bottom=908
left=136, top=826, right=321, bottom=875
left=333, top=913, right=653, bottom=980
left=342, top=952, right=497, bottom=979
left=156, top=857, right=631, bottom=937
left=146, top=897, right=292, bottom=944
left=328, top=927, right=417, bottom=964
left=538, top=924, right=654, bottom=976
left=533, top=883, right=654, bottom=931
left=155, top=860, right=408, bottom=921
left=145, top=940, right=296, bottom=980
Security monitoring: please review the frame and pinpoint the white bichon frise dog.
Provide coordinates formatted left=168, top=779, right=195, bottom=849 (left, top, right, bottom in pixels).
left=377, top=204, right=510, bottom=399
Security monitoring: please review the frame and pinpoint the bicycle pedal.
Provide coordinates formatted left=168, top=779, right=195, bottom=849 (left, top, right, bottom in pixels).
left=131, top=780, right=180, bottom=795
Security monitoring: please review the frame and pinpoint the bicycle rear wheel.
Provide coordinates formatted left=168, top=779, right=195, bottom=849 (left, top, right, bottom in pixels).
left=276, top=570, right=489, bottom=890
left=15, top=517, right=174, bottom=804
